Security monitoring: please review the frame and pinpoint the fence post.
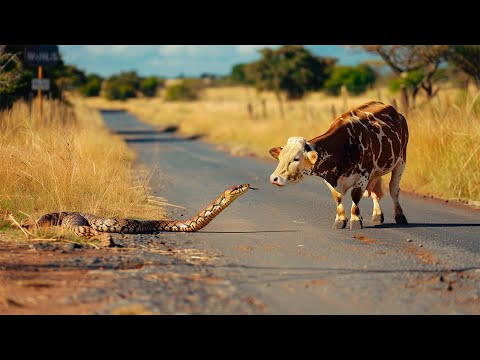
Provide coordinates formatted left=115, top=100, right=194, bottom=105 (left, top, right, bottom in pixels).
left=341, top=85, right=348, bottom=110
left=390, top=98, right=398, bottom=111
left=400, top=84, right=409, bottom=115
left=331, top=104, right=336, bottom=119
left=261, top=98, right=267, bottom=118
left=247, top=102, right=253, bottom=119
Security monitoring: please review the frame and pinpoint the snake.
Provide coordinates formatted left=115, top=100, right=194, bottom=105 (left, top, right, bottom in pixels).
left=22, top=184, right=256, bottom=238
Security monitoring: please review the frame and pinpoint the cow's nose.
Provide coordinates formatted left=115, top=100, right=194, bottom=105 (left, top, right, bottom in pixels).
left=270, top=174, right=278, bottom=184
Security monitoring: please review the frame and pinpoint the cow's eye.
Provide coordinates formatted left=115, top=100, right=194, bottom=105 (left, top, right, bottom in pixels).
left=293, top=156, right=300, bottom=161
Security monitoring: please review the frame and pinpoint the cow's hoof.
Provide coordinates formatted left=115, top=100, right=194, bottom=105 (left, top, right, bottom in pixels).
left=350, top=219, right=363, bottom=230
left=395, top=214, right=408, bottom=224
left=333, top=219, right=347, bottom=229
left=371, top=214, right=384, bottom=225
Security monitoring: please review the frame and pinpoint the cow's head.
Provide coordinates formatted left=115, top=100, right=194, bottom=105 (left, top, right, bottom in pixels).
left=269, top=137, right=318, bottom=186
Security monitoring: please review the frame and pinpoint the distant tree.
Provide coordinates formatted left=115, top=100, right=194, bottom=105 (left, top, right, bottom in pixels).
left=0, top=45, right=21, bottom=90
left=103, top=71, right=141, bottom=100
left=352, top=45, right=448, bottom=102
left=447, top=45, right=480, bottom=89
left=324, top=64, right=376, bottom=95
left=1, top=45, right=67, bottom=109
left=230, top=63, right=253, bottom=85
left=61, top=65, right=87, bottom=86
left=139, top=76, right=160, bottom=97
left=165, top=79, right=203, bottom=101
left=200, top=72, right=217, bottom=79
left=246, top=45, right=336, bottom=116
left=79, top=74, right=103, bottom=97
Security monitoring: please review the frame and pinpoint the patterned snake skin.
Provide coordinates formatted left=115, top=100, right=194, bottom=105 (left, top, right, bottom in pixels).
left=22, top=184, right=255, bottom=238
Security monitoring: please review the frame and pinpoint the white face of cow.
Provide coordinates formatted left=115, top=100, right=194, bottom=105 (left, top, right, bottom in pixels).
left=269, top=137, right=318, bottom=187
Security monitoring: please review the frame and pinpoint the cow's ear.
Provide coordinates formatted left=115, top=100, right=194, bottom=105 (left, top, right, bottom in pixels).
left=269, top=147, right=282, bottom=160
left=307, top=150, right=318, bottom=165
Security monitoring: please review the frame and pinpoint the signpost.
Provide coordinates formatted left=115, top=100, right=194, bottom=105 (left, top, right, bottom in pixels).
left=24, top=45, right=59, bottom=120
left=31, top=78, right=50, bottom=91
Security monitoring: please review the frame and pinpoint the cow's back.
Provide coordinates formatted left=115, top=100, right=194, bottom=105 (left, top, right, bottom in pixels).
left=310, top=101, right=409, bottom=181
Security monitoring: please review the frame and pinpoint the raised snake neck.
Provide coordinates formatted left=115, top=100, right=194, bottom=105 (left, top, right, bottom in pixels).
left=23, top=184, right=254, bottom=238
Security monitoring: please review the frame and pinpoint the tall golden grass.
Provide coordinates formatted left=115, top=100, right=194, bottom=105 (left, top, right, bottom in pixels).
left=0, top=98, right=165, bottom=237
left=82, top=85, right=480, bottom=203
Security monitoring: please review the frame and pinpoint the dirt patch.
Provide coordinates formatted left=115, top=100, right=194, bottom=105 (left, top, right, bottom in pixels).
left=352, top=234, right=378, bottom=244
left=0, top=242, right=117, bottom=314
left=244, top=296, right=267, bottom=311
left=349, top=234, right=442, bottom=266
left=304, top=279, right=327, bottom=288
left=402, top=245, right=438, bottom=265
left=237, top=245, right=255, bottom=251
left=0, top=238, right=266, bottom=315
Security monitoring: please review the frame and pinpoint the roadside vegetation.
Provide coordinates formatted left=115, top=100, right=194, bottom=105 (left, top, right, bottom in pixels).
left=80, top=45, right=480, bottom=204
left=0, top=46, right=165, bottom=240
left=82, top=85, right=480, bottom=205
left=2, top=44, right=480, bottom=234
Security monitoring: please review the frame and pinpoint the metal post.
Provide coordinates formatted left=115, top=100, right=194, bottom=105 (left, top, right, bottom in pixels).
left=38, top=65, right=43, bottom=121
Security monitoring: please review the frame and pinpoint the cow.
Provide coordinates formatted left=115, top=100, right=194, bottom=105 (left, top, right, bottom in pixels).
left=269, top=101, right=409, bottom=230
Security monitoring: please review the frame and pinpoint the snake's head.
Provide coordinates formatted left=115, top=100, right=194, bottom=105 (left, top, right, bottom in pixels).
left=224, top=184, right=256, bottom=201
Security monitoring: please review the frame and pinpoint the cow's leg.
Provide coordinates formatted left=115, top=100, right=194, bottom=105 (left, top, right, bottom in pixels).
left=370, top=177, right=384, bottom=225
left=325, top=180, right=347, bottom=229
left=350, top=176, right=368, bottom=230
left=390, top=160, right=408, bottom=224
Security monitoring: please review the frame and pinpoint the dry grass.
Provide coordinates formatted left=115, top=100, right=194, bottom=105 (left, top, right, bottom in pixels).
left=0, top=98, right=165, bottom=238
left=402, top=90, right=480, bottom=202
left=82, top=85, right=480, bottom=203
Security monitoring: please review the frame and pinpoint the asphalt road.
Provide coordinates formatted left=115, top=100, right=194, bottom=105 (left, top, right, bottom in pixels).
left=101, top=110, right=480, bottom=314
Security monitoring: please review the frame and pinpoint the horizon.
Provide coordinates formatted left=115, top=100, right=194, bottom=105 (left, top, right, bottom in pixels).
left=59, top=45, right=380, bottom=78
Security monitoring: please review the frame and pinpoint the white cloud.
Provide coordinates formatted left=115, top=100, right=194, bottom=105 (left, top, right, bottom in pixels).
left=158, top=45, right=188, bottom=55
left=84, top=45, right=152, bottom=56
left=157, top=45, right=278, bottom=57
left=158, top=45, right=229, bottom=56
left=235, top=45, right=275, bottom=54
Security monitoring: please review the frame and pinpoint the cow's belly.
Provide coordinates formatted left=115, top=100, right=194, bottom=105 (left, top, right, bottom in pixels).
left=335, top=173, right=361, bottom=194
left=370, top=157, right=401, bottom=178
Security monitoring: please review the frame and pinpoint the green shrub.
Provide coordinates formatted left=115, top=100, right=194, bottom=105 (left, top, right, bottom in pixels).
left=389, top=69, right=424, bottom=93
left=103, top=71, right=141, bottom=101
left=165, top=79, right=202, bottom=101
left=139, top=76, right=162, bottom=97
left=324, top=64, right=377, bottom=95
left=79, top=74, right=103, bottom=97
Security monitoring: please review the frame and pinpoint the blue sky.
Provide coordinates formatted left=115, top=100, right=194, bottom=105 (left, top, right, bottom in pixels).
left=59, top=45, right=379, bottom=78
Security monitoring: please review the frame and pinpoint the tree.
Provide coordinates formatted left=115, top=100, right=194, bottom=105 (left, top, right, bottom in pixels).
left=1, top=45, right=67, bottom=109
left=0, top=45, right=21, bottom=90
left=352, top=45, right=448, bottom=102
left=103, top=71, right=141, bottom=100
left=165, top=79, right=203, bottom=101
left=230, top=63, right=253, bottom=85
left=79, top=74, right=103, bottom=97
left=246, top=45, right=335, bottom=116
left=447, top=45, right=480, bottom=89
left=324, top=64, right=377, bottom=95
left=139, top=76, right=160, bottom=97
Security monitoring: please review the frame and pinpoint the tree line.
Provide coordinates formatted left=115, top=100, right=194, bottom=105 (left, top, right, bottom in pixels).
left=1, top=45, right=479, bottom=110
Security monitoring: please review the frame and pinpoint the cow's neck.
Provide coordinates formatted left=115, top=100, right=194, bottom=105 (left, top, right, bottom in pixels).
left=308, top=133, right=343, bottom=187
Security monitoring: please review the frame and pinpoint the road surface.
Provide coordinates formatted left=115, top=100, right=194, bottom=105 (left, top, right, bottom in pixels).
left=3, top=110, right=479, bottom=315
left=99, top=110, right=480, bottom=314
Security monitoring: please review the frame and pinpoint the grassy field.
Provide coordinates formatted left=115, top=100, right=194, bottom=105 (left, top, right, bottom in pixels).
left=0, top=98, right=165, bottom=239
left=81, top=85, right=480, bottom=204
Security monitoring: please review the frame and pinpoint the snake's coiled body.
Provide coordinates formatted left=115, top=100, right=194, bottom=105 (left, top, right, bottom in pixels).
left=23, top=184, right=253, bottom=238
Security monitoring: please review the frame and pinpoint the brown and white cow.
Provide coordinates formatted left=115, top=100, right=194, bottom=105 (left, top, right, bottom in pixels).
left=269, top=101, right=409, bottom=230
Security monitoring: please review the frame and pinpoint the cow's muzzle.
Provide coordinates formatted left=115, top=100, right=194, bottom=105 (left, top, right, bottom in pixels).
left=270, top=174, right=287, bottom=186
